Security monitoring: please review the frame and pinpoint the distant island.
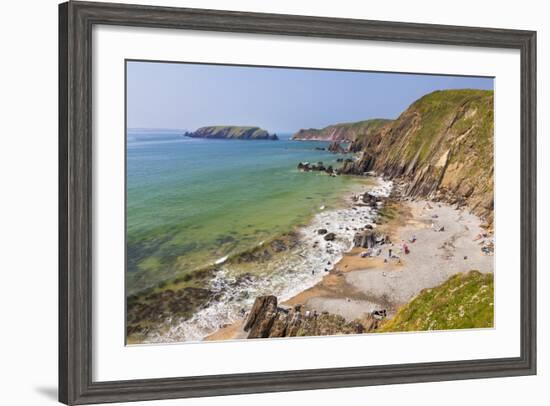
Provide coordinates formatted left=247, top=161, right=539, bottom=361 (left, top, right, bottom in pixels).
left=184, top=126, right=278, bottom=140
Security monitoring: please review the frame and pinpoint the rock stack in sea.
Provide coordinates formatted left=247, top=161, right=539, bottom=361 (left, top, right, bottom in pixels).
left=297, top=161, right=336, bottom=176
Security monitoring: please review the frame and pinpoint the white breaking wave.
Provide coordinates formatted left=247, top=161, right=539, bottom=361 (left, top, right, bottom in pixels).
left=144, top=178, right=393, bottom=343
left=214, top=255, right=228, bottom=265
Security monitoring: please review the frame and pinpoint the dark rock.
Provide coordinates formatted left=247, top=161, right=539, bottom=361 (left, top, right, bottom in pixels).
left=269, top=310, right=290, bottom=337
left=327, top=141, right=346, bottom=153
left=362, top=192, right=380, bottom=207
left=353, top=230, right=379, bottom=248
left=324, top=232, right=336, bottom=241
left=317, top=228, right=328, bottom=235
left=244, top=296, right=278, bottom=338
left=243, top=295, right=381, bottom=339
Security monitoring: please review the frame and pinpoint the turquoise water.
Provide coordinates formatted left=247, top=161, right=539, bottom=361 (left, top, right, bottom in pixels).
left=126, top=132, right=364, bottom=293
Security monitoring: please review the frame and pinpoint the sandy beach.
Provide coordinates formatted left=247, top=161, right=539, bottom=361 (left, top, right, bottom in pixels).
left=290, top=198, right=494, bottom=320
left=205, top=189, right=494, bottom=341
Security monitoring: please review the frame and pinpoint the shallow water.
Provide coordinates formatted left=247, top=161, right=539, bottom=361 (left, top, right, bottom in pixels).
left=144, top=180, right=393, bottom=343
left=126, top=131, right=367, bottom=293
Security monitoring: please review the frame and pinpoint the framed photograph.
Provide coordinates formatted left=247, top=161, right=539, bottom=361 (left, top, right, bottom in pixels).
left=59, top=1, right=536, bottom=404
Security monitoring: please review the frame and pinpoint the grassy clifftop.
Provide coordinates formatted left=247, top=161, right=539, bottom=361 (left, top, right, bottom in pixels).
left=342, top=89, right=494, bottom=225
left=292, top=119, right=391, bottom=142
left=185, top=126, right=278, bottom=140
left=379, top=271, right=494, bottom=332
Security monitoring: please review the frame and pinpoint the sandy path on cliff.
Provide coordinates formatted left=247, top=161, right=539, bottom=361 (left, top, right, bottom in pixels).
left=296, top=200, right=494, bottom=321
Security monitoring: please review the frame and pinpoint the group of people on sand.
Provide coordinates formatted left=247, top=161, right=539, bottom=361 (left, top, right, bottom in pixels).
left=383, top=236, right=415, bottom=263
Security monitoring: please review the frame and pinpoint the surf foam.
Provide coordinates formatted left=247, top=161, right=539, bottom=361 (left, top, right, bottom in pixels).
left=144, top=178, right=392, bottom=343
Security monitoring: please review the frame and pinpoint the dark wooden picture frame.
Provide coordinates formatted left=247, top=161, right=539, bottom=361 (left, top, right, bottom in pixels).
left=59, top=1, right=537, bottom=404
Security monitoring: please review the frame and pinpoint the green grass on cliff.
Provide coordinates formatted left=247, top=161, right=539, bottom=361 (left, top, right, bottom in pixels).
left=293, top=118, right=391, bottom=140
left=337, top=118, right=391, bottom=130
left=349, top=119, right=391, bottom=141
left=379, top=270, right=494, bottom=332
left=393, top=89, right=494, bottom=164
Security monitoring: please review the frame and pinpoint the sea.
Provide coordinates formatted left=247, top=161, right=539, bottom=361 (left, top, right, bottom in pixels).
left=126, top=130, right=389, bottom=342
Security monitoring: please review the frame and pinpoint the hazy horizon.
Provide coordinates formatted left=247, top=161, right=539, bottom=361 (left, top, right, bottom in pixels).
left=127, top=61, right=493, bottom=133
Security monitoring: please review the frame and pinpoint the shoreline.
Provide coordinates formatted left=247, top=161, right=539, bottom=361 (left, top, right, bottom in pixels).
left=205, top=183, right=494, bottom=341
left=135, top=177, right=389, bottom=344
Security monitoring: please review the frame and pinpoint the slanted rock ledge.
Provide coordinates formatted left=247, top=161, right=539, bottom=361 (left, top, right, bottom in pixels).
left=243, top=295, right=381, bottom=339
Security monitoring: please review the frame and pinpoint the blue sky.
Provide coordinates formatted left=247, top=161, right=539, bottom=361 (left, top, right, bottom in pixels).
left=127, top=61, right=493, bottom=133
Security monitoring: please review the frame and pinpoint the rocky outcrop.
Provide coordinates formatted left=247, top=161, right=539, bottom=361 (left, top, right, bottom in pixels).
left=243, top=295, right=278, bottom=338
left=340, top=89, right=494, bottom=225
left=352, top=230, right=390, bottom=249
left=244, top=296, right=380, bottom=338
left=353, top=230, right=378, bottom=249
left=127, top=283, right=214, bottom=341
left=185, top=126, right=278, bottom=140
left=292, top=119, right=391, bottom=142
left=327, top=141, right=347, bottom=153
left=297, top=161, right=335, bottom=175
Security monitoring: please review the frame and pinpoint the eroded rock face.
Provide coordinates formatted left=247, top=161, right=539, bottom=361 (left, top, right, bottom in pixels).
left=339, top=90, right=494, bottom=226
left=327, top=141, right=347, bottom=153
left=244, top=296, right=379, bottom=339
left=243, top=295, right=278, bottom=338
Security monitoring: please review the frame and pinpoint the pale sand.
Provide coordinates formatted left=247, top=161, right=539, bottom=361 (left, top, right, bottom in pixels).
left=205, top=199, right=494, bottom=340
left=288, top=199, right=494, bottom=321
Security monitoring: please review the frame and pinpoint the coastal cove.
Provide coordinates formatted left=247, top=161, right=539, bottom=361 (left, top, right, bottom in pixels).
left=126, top=130, right=380, bottom=341
left=127, top=89, right=495, bottom=344
left=126, top=132, right=369, bottom=297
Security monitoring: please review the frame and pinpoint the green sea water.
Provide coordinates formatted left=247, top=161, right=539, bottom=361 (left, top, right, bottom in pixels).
left=126, top=132, right=365, bottom=293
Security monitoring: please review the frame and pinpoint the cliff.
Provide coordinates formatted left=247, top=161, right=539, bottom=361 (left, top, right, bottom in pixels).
left=185, top=126, right=278, bottom=140
left=291, top=119, right=391, bottom=142
left=341, top=89, right=494, bottom=225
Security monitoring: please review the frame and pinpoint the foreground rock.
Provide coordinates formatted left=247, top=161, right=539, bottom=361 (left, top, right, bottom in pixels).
left=244, top=296, right=381, bottom=338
